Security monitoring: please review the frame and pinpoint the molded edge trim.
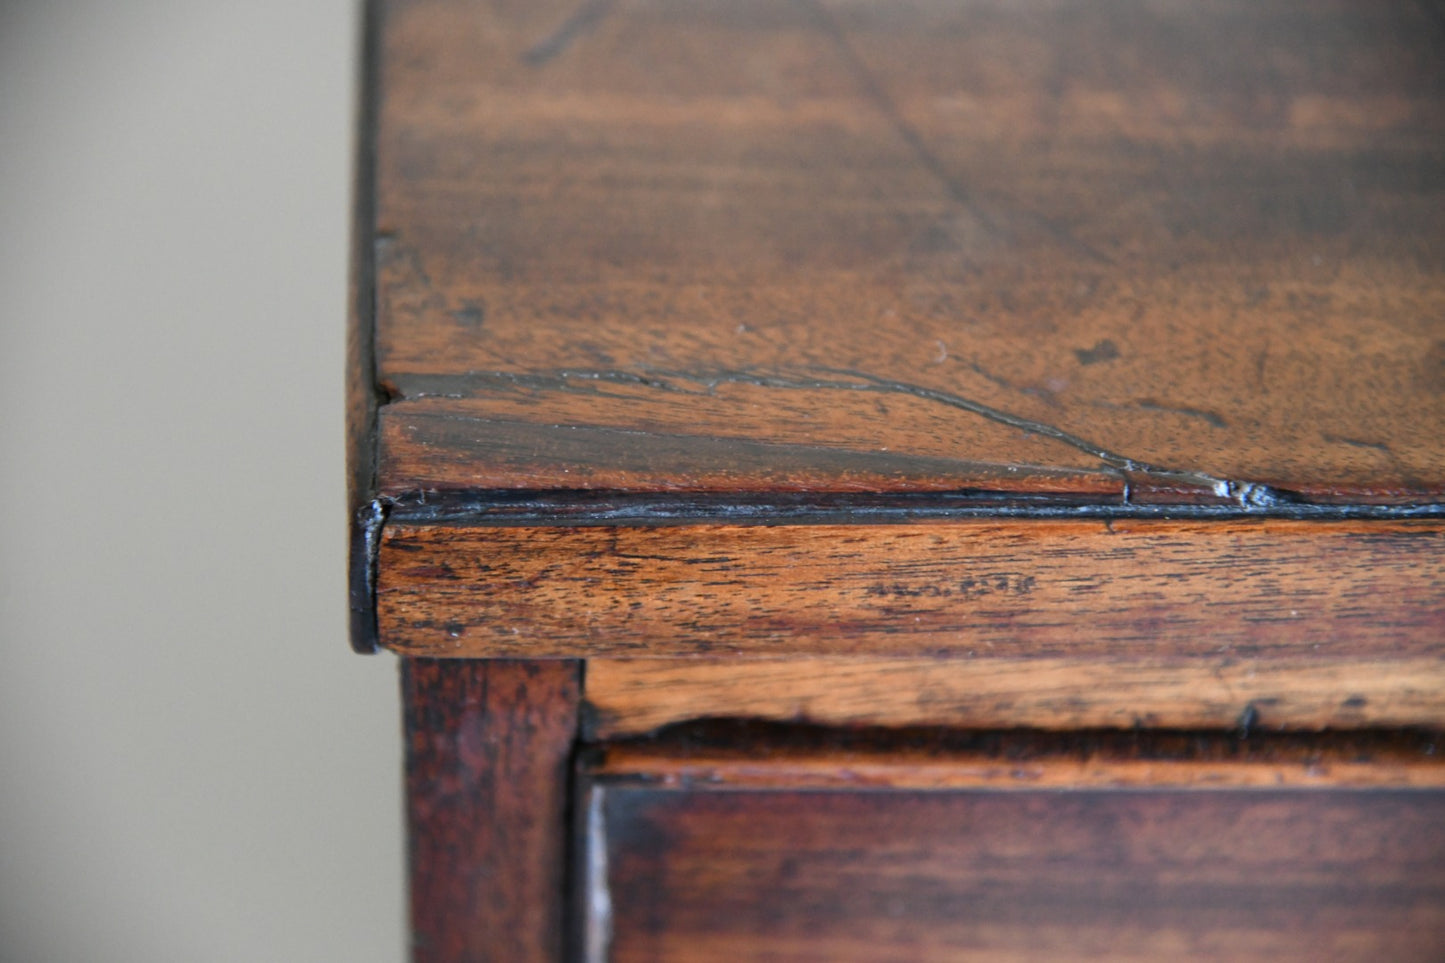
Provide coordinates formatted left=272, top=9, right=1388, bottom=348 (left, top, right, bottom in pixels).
left=347, top=0, right=386, bottom=653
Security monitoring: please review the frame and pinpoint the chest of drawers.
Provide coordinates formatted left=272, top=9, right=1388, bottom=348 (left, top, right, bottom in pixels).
left=348, top=2, right=1445, bottom=959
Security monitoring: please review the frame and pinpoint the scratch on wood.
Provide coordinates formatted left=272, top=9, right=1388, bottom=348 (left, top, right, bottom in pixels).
left=958, top=358, right=1061, bottom=406
left=789, top=0, right=1111, bottom=264
left=1322, top=434, right=1393, bottom=455
left=789, top=0, right=1000, bottom=238
left=1135, top=399, right=1228, bottom=429
left=524, top=0, right=616, bottom=66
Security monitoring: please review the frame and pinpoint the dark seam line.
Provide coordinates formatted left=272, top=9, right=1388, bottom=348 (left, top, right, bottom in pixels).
left=789, top=0, right=1001, bottom=237
left=382, top=493, right=1445, bottom=528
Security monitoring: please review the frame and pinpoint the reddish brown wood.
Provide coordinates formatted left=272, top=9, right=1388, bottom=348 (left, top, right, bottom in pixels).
left=376, top=519, right=1445, bottom=662
left=584, top=655, right=1445, bottom=738
left=359, top=4, right=1445, bottom=957
left=403, top=659, right=580, bottom=963
left=370, top=0, right=1445, bottom=507
left=589, top=780, right=1445, bottom=962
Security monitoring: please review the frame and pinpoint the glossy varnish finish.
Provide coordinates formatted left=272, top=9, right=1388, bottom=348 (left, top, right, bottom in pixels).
left=403, top=659, right=580, bottom=963
left=369, top=0, right=1445, bottom=510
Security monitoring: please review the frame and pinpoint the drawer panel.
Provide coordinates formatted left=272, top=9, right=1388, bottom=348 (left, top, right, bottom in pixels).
left=584, top=754, right=1445, bottom=962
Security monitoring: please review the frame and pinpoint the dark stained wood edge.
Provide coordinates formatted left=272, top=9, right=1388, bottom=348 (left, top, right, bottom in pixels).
left=590, top=744, right=1445, bottom=791
left=384, top=488, right=1445, bottom=527
left=404, top=658, right=582, bottom=963
left=586, top=724, right=1445, bottom=791
left=348, top=0, right=387, bottom=653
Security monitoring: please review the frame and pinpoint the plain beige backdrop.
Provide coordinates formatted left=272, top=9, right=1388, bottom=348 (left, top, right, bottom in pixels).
left=0, top=2, right=405, bottom=959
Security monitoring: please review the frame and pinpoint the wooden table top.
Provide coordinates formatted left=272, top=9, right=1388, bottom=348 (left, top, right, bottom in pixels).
left=348, top=0, right=1445, bottom=658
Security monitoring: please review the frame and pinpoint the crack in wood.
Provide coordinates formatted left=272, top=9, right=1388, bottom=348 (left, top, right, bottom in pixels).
left=384, top=365, right=1294, bottom=508
left=791, top=0, right=1112, bottom=265
left=523, top=0, right=617, bottom=66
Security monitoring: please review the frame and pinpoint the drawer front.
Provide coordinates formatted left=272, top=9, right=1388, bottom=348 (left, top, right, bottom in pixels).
left=587, top=786, right=1445, bottom=963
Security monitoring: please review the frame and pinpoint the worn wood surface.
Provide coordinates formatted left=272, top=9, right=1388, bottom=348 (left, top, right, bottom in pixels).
left=367, top=6, right=1445, bottom=958
left=403, top=659, right=580, bottom=963
left=589, top=781, right=1445, bottom=962
left=377, top=519, right=1444, bottom=659
left=370, top=0, right=1445, bottom=507
left=584, top=655, right=1445, bottom=738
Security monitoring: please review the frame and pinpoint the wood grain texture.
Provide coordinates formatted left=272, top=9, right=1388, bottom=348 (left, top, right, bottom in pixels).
left=367, top=6, right=1445, bottom=958
left=376, top=519, right=1445, bottom=659
left=370, top=0, right=1445, bottom=507
left=403, top=659, right=579, bottom=963
left=584, top=655, right=1445, bottom=738
left=589, top=783, right=1445, bottom=962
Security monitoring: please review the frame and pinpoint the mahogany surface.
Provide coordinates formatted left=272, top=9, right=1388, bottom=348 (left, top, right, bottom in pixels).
left=591, top=782, right=1445, bottom=962
left=352, top=0, right=1445, bottom=666
left=365, top=0, right=1445, bottom=516
left=351, top=3, right=1445, bottom=961
left=582, top=732, right=1445, bottom=960
left=582, top=654, right=1445, bottom=738
left=403, top=659, right=580, bottom=963
left=584, top=728, right=1445, bottom=963
left=377, top=518, right=1444, bottom=663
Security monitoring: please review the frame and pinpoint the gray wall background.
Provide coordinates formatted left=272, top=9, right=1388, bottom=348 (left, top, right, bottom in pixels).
left=0, top=2, right=405, bottom=959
